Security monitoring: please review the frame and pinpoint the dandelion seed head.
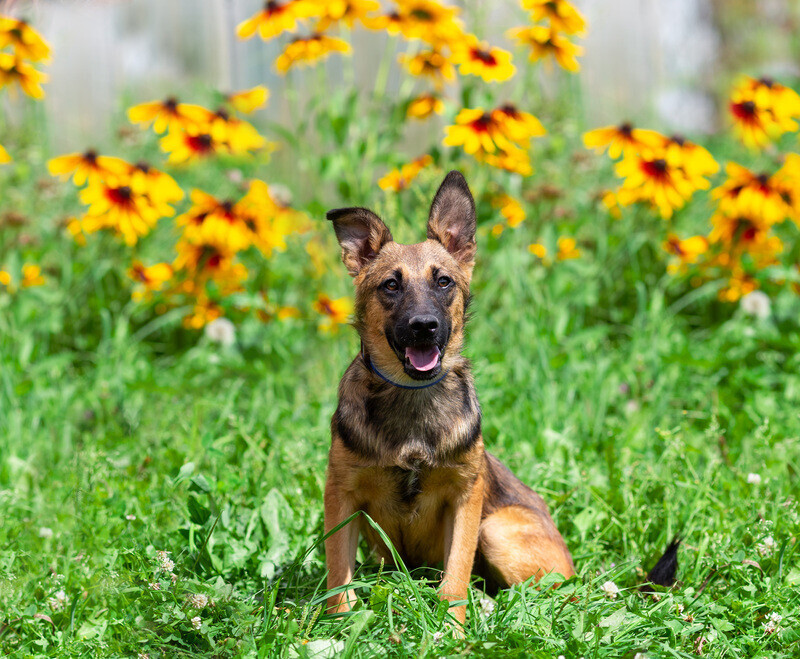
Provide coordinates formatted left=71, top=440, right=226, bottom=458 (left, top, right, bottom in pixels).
left=204, top=317, right=236, bottom=347
left=38, top=527, right=54, bottom=538
left=740, top=290, right=771, bottom=320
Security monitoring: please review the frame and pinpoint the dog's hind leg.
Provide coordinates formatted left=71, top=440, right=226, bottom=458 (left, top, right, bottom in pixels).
left=478, top=505, right=575, bottom=587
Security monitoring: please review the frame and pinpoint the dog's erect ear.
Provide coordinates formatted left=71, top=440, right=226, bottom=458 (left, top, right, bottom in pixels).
left=327, top=207, right=393, bottom=277
left=427, top=170, right=476, bottom=269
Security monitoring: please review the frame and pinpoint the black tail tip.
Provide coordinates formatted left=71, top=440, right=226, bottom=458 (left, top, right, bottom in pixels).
left=643, top=537, right=680, bottom=590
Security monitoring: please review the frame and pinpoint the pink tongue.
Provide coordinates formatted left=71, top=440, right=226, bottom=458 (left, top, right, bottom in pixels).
left=405, top=346, right=440, bottom=371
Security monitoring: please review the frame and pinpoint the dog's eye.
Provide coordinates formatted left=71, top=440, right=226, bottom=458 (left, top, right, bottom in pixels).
left=437, top=276, right=452, bottom=288
left=383, top=279, right=399, bottom=292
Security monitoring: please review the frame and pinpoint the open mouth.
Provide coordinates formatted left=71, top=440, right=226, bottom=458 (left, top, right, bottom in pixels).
left=402, top=344, right=442, bottom=380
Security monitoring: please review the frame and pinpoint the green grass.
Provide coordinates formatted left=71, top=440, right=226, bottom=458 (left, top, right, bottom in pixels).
left=2, top=100, right=800, bottom=658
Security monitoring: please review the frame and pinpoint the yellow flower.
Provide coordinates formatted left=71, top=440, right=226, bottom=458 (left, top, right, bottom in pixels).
left=79, top=175, right=162, bottom=245
left=0, top=269, right=12, bottom=288
left=174, top=242, right=249, bottom=295
left=451, top=36, right=515, bottom=83
left=314, top=293, right=352, bottom=332
left=128, top=98, right=215, bottom=134
left=128, top=261, right=173, bottom=301
left=711, top=162, right=790, bottom=225
left=601, top=190, right=621, bottom=218
left=177, top=190, right=254, bottom=253
left=491, top=104, right=546, bottom=141
left=482, top=149, right=533, bottom=176
left=378, top=155, right=433, bottom=192
left=208, top=109, right=268, bottom=155
left=528, top=243, right=547, bottom=259
left=127, top=162, right=185, bottom=215
left=399, top=48, right=455, bottom=88
left=160, top=125, right=223, bottom=164
left=226, top=86, right=269, bottom=113
left=492, top=194, right=525, bottom=228
left=0, top=143, right=10, bottom=164
left=772, top=153, right=800, bottom=224
left=506, top=25, right=583, bottom=72
left=728, top=76, right=800, bottom=148
left=556, top=237, right=580, bottom=260
left=0, top=16, right=52, bottom=61
left=661, top=134, right=719, bottom=184
left=444, top=107, right=516, bottom=156
left=275, top=34, right=351, bottom=73
left=66, top=218, right=87, bottom=246
left=21, top=264, right=45, bottom=288
left=583, top=123, right=664, bottom=159
left=615, top=149, right=695, bottom=219
left=663, top=233, right=708, bottom=272
left=0, top=52, right=48, bottom=98
left=718, top=269, right=758, bottom=303
left=236, top=0, right=317, bottom=41
left=313, top=0, right=381, bottom=31
left=407, top=94, right=444, bottom=120
left=390, top=0, right=465, bottom=46
left=47, top=150, right=130, bottom=186
left=183, top=298, right=225, bottom=329
left=521, top=0, right=587, bottom=35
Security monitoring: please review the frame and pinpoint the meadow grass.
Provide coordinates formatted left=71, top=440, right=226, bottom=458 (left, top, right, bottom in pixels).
left=2, top=108, right=800, bottom=658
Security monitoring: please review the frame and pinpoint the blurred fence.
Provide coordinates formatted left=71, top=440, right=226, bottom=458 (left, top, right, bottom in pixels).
left=2, top=0, right=798, bottom=150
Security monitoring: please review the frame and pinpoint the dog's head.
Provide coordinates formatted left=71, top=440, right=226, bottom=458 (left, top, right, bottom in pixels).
left=327, top=170, right=476, bottom=383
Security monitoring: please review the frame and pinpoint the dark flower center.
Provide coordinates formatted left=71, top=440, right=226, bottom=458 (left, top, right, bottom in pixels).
left=472, top=48, right=497, bottom=66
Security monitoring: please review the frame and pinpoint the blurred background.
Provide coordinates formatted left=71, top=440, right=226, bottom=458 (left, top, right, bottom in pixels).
left=4, top=0, right=799, bottom=152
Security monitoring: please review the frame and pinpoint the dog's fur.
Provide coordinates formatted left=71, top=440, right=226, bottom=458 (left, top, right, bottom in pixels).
left=324, top=171, right=574, bottom=626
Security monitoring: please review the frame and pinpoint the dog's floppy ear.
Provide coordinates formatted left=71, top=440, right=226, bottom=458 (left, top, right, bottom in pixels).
left=427, top=170, right=476, bottom=269
left=327, top=207, right=393, bottom=277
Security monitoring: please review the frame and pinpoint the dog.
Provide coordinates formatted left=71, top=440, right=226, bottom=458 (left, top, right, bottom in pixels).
left=323, top=170, right=574, bottom=626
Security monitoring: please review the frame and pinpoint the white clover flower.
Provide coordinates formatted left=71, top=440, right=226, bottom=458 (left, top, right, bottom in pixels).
left=633, top=654, right=648, bottom=659
left=189, top=593, right=209, bottom=609
left=431, top=631, right=444, bottom=644
left=740, top=291, right=771, bottom=320
left=125, top=514, right=137, bottom=521
left=757, top=535, right=777, bottom=556
left=747, top=473, right=762, bottom=485
left=764, top=611, right=783, bottom=634
left=148, top=582, right=161, bottom=591
left=204, top=317, right=236, bottom=348
left=191, top=616, right=202, bottom=630
left=156, top=550, right=175, bottom=573
left=38, top=527, right=54, bottom=539
left=479, top=597, right=495, bottom=617
left=601, top=580, right=620, bottom=599
left=138, top=653, right=150, bottom=659
left=47, top=589, right=68, bottom=611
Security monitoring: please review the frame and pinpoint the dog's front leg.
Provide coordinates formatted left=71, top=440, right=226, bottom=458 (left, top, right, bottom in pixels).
left=324, top=477, right=360, bottom=614
left=440, top=473, right=485, bottom=627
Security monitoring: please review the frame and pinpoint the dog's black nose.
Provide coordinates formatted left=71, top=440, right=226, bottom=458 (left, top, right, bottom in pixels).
left=409, top=315, right=439, bottom=336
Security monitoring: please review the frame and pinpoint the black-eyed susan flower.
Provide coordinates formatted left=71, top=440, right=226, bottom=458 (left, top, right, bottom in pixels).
left=183, top=298, right=225, bottom=329
left=239, top=180, right=307, bottom=256
left=0, top=143, right=10, bottom=164
left=728, top=76, right=800, bottom=148
left=601, top=190, right=622, bottom=218
left=0, top=52, right=48, bottom=98
left=313, top=0, right=380, bottom=31
left=506, top=25, right=582, bottom=72
left=521, top=0, right=587, bottom=36
left=661, top=134, right=719, bottom=184
left=275, top=34, right=351, bottom=73
left=663, top=234, right=708, bottom=273
left=225, top=86, right=269, bottom=113
left=236, top=0, right=316, bottom=41
left=177, top=190, right=254, bottom=253
left=443, top=108, right=515, bottom=157
left=79, top=175, right=162, bottom=245
left=378, top=154, right=433, bottom=192
left=399, top=48, right=455, bottom=88
left=128, top=98, right=215, bottom=134
left=314, top=293, right=353, bottom=332
left=451, top=36, right=515, bottom=83
left=160, top=125, right=223, bottom=164
left=712, top=162, right=790, bottom=225
left=0, top=16, right=51, bottom=61
left=47, top=150, right=130, bottom=186
left=483, top=149, right=533, bottom=176
left=392, top=0, right=465, bottom=46
left=208, top=109, right=268, bottom=154
left=583, top=123, right=664, bottom=159
left=127, top=162, right=185, bottom=214
left=615, top=150, right=695, bottom=218
left=361, top=10, right=405, bottom=33
left=407, top=94, right=444, bottom=120
left=491, top=104, right=546, bottom=141
left=771, top=153, right=800, bottom=224
left=173, top=241, right=249, bottom=295
left=128, top=261, right=173, bottom=301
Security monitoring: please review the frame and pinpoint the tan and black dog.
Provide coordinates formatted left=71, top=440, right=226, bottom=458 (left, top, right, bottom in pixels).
left=324, top=170, right=574, bottom=626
